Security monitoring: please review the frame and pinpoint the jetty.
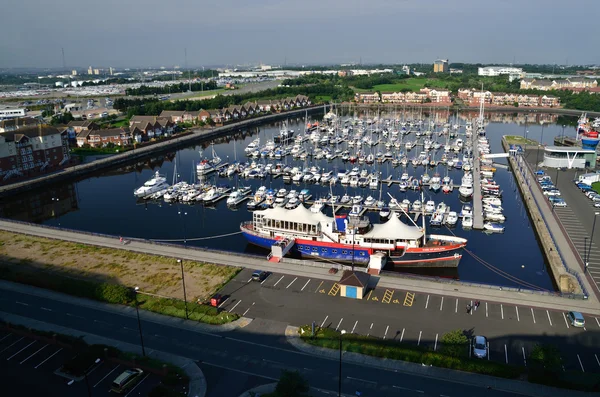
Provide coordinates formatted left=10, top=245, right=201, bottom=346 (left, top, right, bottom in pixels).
left=471, top=132, right=484, bottom=230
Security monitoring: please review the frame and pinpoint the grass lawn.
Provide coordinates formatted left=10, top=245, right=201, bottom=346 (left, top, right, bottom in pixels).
left=504, top=135, right=538, bottom=146
left=372, top=77, right=446, bottom=93
left=592, top=181, right=600, bottom=194
left=314, top=95, right=332, bottom=102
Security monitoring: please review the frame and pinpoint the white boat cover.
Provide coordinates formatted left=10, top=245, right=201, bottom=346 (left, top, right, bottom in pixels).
left=363, top=214, right=423, bottom=240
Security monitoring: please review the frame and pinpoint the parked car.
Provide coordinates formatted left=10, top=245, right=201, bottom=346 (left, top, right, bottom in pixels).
left=472, top=335, right=488, bottom=359
left=567, top=311, right=585, bottom=328
left=594, top=202, right=600, bottom=208
left=543, top=189, right=561, bottom=196
left=550, top=198, right=567, bottom=207
left=252, top=270, right=268, bottom=282
left=586, top=191, right=598, bottom=198
left=110, top=368, right=144, bottom=394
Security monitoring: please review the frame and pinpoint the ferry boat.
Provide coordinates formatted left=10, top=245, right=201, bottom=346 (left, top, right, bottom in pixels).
left=240, top=205, right=467, bottom=268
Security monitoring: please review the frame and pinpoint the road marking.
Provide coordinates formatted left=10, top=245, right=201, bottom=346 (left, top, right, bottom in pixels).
left=273, top=276, right=284, bottom=287
left=434, top=334, right=438, bottom=351
left=286, top=277, right=298, bottom=289
left=392, top=385, right=424, bottom=393
left=229, top=300, right=242, bottom=313
left=320, top=316, right=329, bottom=328
left=515, top=306, right=520, bottom=322
left=486, top=302, right=488, bottom=318
left=562, top=312, right=570, bottom=328
left=260, top=274, right=270, bottom=285
left=382, top=289, right=394, bottom=304
left=351, top=321, right=358, bottom=334
left=7, top=340, right=35, bottom=361
left=217, top=297, right=229, bottom=308
left=417, top=331, right=422, bottom=346
left=0, top=336, right=24, bottom=354
left=124, top=373, right=149, bottom=397
left=19, top=345, right=47, bottom=364
left=595, top=354, right=600, bottom=367
left=367, top=323, right=373, bottom=337
left=243, top=302, right=255, bottom=317
left=425, top=295, right=430, bottom=309
left=546, top=310, right=553, bottom=326
left=0, top=334, right=11, bottom=342
left=328, top=283, right=340, bottom=296
left=522, top=347, right=527, bottom=366
left=94, top=364, right=120, bottom=387
left=403, top=292, right=415, bottom=306
left=15, top=301, right=29, bottom=306
left=504, top=345, right=508, bottom=364
left=247, top=277, right=252, bottom=283
left=314, top=280, right=324, bottom=293
left=347, top=376, right=377, bottom=385
left=531, top=308, right=536, bottom=324
left=455, top=299, right=458, bottom=313
left=66, top=313, right=85, bottom=319
left=40, top=307, right=52, bottom=312
left=501, top=304, right=504, bottom=320
left=365, top=289, right=373, bottom=300
left=400, top=328, right=405, bottom=342
left=335, top=318, right=343, bottom=331
left=301, top=279, right=311, bottom=291
left=383, top=325, right=389, bottom=339
left=34, top=347, right=62, bottom=368
left=595, top=317, right=600, bottom=328
left=577, top=354, right=585, bottom=372
left=440, top=297, right=444, bottom=311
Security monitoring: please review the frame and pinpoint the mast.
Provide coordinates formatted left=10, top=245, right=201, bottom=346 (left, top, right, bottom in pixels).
left=421, top=191, right=427, bottom=245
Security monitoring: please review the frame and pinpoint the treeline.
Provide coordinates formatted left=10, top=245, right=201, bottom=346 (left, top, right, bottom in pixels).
left=283, top=72, right=404, bottom=90
left=125, top=80, right=218, bottom=96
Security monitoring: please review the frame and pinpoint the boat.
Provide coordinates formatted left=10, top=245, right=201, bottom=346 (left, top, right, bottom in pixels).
left=446, top=211, right=458, bottom=226
left=134, top=171, right=169, bottom=198
left=352, top=195, right=364, bottom=204
left=429, top=182, right=441, bottom=192
left=364, top=196, right=376, bottom=207
left=485, top=212, right=506, bottom=222
left=460, top=204, right=473, bottom=218
left=411, top=200, right=422, bottom=212
left=482, top=197, right=502, bottom=206
left=379, top=207, right=391, bottom=219
left=341, top=194, right=351, bottom=204
left=430, top=212, right=444, bottom=227
left=240, top=205, right=468, bottom=268
left=458, top=185, right=474, bottom=198
left=196, top=145, right=222, bottom=175
left=310, top=199, right=325, bottom=213
left=462, top=215, right=473, bottom=229
left=227, top=189, right=250, bottom=206
left=483, top=222, right=505, bottom=233
left=424, top=200, right=436, bottom=214
left=349, top=204, right=363, bottom=217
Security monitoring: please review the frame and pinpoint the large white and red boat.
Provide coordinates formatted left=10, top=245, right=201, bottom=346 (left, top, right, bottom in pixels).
left=240, top=205, right=467, bottom=268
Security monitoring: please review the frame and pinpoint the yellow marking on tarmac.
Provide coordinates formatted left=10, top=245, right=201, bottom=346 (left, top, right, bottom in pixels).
left=403, top=292, right=415, bottom=307
left=328, top=283, right=340, bottom=296
left=393, top=299, right=400, bottom=304
left=382, top=289, right=394, bottom=304
left=371, top=296, right=379, bottom=302
left=319, top=289, right=326, bottom=294
left=314, top=280, right=324, bottom=293
left=365, top=289, right=374, bottom=301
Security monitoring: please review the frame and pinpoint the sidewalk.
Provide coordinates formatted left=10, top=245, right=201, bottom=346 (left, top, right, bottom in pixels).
left=284, top=326, right=592, bottom=397
left=1, top=219, right=599, bottom=315
left=0, top=310, right=207, bottom=397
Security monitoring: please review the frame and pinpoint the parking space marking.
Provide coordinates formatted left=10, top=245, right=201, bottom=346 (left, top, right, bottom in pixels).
left=522, top=347, right=527, bottom=366
left=34, top=347, right=62, bottom=369
left=335, top=318, right=343, bottom=331
left=383, top=325, right=389, bottom=339
left=217, top=297, right=230, bottom=308
left=577, top=354, right=585, bottom=372
left=434, top=334, right=438, bottom=351
left=301, top=279, right=311, bottom=291
left=247, top=277, right=252, bottom=283
left=320, top=316, right=329, bottom=328
left=124, top=373, right=150, bottom=397
left=0, top=336, right=24, bottom=354
left=273, top=276, right=285, bottom=287
left=382, top=289, right=394, bottom=304
left=314, top=280, right=324, bottom=293
left=403, top=292, right=415, bottom=306
left=286, top=277, right=298, bottom=289
left=260, top=274, right=270, bottom=285
left=40, top=307, right=52, bottom=312
left=595, top=317, right=600, bottom=328
left=365, top=289, right=373, bottom=300
left=19, top=345, right=47, bottom=364
left=229, top=300, right=242, bottom=313
left=243, top=302, right=255, bottom=317
left=595, top=354, right=600, bottom=367
left=15, top=301, right=28, bottom=306
left=400, top=328, right=405, bottom=342
left=94, top=364, right=120, bottom=387
left=7, top=340, right=35, bottom=361
left=501, top=304, right=504, bottom=320
left=485, top=302, right=488, bottom=317
left=351, top=321, right=358, bottom=334
left=367, top=323, right=373, bottom=337
left=0, top=334, right=11, bottom=343
left=563, top=312, right=570, bottom=328
left=515, top=306, right=520, bottom=322
left=504, top=345, right=508, bottom=364
left=425, top=295, right=430, bottom=309
left=417, top=331, right=422, bottom=346
left=440, top=297, right=444, bottom=311
left=455, top=299, right=458, bottom=313
left=328, top=283, right=340, bottom=296
left=546, top=310, right=553, bottom=326
left=531, top=308, right=536, bottom=324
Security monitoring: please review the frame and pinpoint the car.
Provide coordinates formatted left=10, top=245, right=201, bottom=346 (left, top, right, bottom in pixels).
left=252, top=270, right=268, bottom=282
left=110, top=368, right=144, bottom=394
left=567, top=311, right=585, bottom=328
left=552, top=200, right=567, bottom=207
left=472, top=335, right=488, bottom=359
left=580, top=186, right=593, bottom=192
left=543, top=190, right=561, bottom=196
left=586, top=191, right=597, bottom=198
left=592, top=196, right=600, bottom=202
left=594, top=202, right=600, bottom=208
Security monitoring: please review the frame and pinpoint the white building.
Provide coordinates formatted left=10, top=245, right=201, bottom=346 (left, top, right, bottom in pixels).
left=478, top=66, right=523, bottom=77
left=0, top=108, right=27, bottom=120
left=543, top=146, right=596, bottom=169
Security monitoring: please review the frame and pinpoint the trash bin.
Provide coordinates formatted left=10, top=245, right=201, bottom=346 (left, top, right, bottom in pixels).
left=210, top=294, right=222, bottom=307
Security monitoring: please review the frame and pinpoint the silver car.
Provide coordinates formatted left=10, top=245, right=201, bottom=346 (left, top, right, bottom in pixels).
left=472, top=335, right=488, bottom=359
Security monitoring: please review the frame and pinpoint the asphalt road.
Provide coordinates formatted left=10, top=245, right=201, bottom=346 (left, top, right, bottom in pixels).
left=0, top=286, right=528, bottom=397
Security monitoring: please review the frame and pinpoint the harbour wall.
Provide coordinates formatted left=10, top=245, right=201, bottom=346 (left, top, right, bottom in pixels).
left=502, top=138, right=581, bottom=294
left=0, top=105, right=326, bottom=198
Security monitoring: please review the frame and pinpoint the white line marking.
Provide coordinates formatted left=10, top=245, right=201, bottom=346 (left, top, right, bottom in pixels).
left=595, top=354, right=600, bottom=367
left=301, top=279, right=311, bottom=291
left=367, top=322, right=373, bottom=337
left=7, top=340, right=35, bottom=360
left=455, top=299, right=458, bottom=313
left=15, top=301, right=28, bottom=306
left=94, top=364, right=120, bottom=387
left=577, top=354, right=585, bottom=372
left=351, top=321, right=358, bottom=334
left=470, top=300, right=473, bottom=315
left=400, top=328, right=405, bottom=342
left=531, top=308, right=536, bottom=324
left=217, top=297, right=229, bottom=308
left=19, top=345, right=47, bottom=364
left=286, top=277, right=298, bottom=289
left=260, top=275, right=270, bottom=285
left=243, top=302, right=255, bottom=317
left=40, top=307, right=52, bottom=312
left=335, top=318, right=343, bottom=331
left=392, top=385, right=424, bottom=393
left=434, top=334, right=438, bottom=351
left=425, top=295, right=430, bottom=309
left=383, top=325, right=389, bottom=339
left=0, top=334, right=11, bottom=342
left=522, top=347, right=527, bottom=366
left=34, top=347, right=62, bottom=368
left=546, top=310, right=553, bottom=326
left=504, top=345, right=508, bottom=364
left=229, top=300, right=242, bottom=313
left=247, top=278, right=252, bottom=283
left=563, top=312, right=570, bottom=328
left=321, top=315, right=329, bottom=328
left=486, top=302, right=488, bottom=318
left=440, top=297, right=444, bottom=311
left=595, top=317, right=600, bottom=328
left=124, top=373, right=149, bottom=397
left=0, top=336, right=24, bottom=354
left=501, top=304, right=504, bottom=320
left=273, top=276, right=285, bottom=287
left=347, top=376, right=377, bottom=385
left=418, top=331, right=422, bottom=345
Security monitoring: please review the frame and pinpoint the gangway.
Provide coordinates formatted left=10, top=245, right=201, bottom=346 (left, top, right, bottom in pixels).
left=268, top=238, right=295, bottom=262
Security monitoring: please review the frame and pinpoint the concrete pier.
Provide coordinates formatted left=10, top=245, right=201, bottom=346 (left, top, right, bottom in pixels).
left=471, top=131, right=484, bottom=230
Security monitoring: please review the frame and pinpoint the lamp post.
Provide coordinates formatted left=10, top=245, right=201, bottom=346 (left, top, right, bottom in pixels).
left=84, top=358, right=101, bottom=397
left=178, top=210, right=188, bottom=246
left=133, top=287, right=146, bottom=356
left=338, top=329, right=347, bottom=397
left=537, top=125, right=545, bottom=165
left=587, top=212, right=600, bottom=272
left=177, top=259, right=188, bottom=319
left=52, top=197, right=60, bottom=226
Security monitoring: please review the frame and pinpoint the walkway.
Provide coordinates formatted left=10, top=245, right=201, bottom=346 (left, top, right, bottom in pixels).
left=472, top=130, right=484, bottom=229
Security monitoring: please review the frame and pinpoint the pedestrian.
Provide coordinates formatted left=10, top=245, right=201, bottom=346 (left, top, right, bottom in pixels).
left=475, top=301, right=480, bottom=310
left=119, top=236, right=123, bottom=244
left=466, top=304, right=471, bottom=313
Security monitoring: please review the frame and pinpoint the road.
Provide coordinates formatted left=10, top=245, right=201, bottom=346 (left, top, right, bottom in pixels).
left=0, top=283, right=532, bottom=397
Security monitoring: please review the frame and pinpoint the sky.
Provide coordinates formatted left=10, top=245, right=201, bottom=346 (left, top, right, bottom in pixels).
left=1, top=0, right=599, bottom=69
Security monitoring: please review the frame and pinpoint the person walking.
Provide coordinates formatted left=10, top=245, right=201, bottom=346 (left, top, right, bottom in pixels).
left=466, top=304, right=471, bottom=314
left=474, top=301, right=479, bottom=311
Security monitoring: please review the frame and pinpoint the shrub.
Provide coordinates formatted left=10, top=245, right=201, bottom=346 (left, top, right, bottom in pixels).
left=529, top=344, right=562, bottom=371
left=275, top=370, right=309, bottom=397
left=440, top=329, right=469, bottom=358
left=95, top=283, right=134, bottom=304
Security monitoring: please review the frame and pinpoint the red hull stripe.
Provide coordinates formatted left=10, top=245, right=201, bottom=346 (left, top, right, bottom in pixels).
left=389, top=255, right=463, bottom=263
left=407, top=243, right=466, bottom=253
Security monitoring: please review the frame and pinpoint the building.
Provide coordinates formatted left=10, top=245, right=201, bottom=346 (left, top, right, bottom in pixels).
left=0, top=125, right=70, bottom=180
left=87, top=66, right=93, bottom=75
left=67, top=120, right=98, bottom=135
left=543, top=146, right=596, bottom=169
left=433, top=59, right=449, bottom=73
left=0, top=108, right=27, bottom=120
left=449, top=68, right=463, bottom=74
left=0, top=117, right=39, bottom=133
left=478, top=66, right=523, bottom=76
left=354, top=92, right=381, bottom=103
left=380, top=92, right=405, bottom=103
left=540, top=95, right=560, bottom=107
left=520, top=77, right=598, bottom=91
left=77, top=128, right=131, bottom=148
left=338, top=270, right=370, bottom=299
left=93, top=69, right=100, bottom=75
left=71, top=70, right=78, bottom=76
left=420, top=88, right=451, bottom=103
left=109, top=67, right=114, bottom=76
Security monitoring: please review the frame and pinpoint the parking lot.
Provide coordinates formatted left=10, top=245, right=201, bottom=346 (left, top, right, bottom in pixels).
left=0, top=330, right=163, bottom=396
left=218, top=268, right=600, bottom=373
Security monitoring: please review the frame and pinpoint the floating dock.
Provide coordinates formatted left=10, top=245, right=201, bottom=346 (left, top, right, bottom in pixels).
left=471, top=132, right=484, bottom=230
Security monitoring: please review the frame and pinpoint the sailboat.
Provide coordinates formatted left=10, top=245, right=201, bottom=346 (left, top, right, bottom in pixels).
left=197, top=144, right=222, bottom=175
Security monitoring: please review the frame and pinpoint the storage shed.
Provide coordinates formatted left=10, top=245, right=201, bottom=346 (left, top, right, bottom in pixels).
left=338, top=270, right=370, bottom=299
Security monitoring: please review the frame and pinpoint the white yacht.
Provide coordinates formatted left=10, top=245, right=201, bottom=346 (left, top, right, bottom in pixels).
left=462, top=215, right=473, bottom=229
left=310, top=199, right=325, bottom=213
left=446, top=211, right=458, bottom=226
left=134, top=171, right=169, bottom=198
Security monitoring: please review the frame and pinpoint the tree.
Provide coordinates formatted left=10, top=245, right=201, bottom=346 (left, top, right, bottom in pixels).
left=274, top=370, right=309, bottom=397
left=529, top=344, right=562, bottom=371
left=440, top=329, right=469, bottom=358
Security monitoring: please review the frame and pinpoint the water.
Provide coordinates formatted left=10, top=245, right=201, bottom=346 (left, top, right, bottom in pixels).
left=0, top=111, right=578, bottom=291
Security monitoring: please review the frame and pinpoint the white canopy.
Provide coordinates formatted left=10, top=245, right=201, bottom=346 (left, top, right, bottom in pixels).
left=363, top=214, right=423, bottom=240
left=261, top=205, right=332, bottom=226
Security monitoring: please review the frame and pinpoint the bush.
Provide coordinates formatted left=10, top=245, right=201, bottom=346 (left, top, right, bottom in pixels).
left=529, top=344, right=562, bottom=371
left=440, top=329, right=469, bottom=358
left=95, top=283, right=134, bottom=304
left=275, top=370, right=309, bottom=397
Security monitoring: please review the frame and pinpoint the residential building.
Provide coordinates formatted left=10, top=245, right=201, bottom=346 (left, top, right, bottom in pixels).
left=380, top=92, right=405, bottom=103
left=517, top=94, right=540, bottom=107
left=77, top=128, right=131, bottom=148
left=478, top=66, right=523, bottom=76
left=67, top=120, right=98, bottom=135
left=0, top=125, right=70, bottom=180
left=404, top=92, right=428, bottom=103
left=433, top=59, right=449, bottom=73
left=354, top=92, right=381, bottom=103
left=420, top=88, right=451, bottom=103
left=0, top=117, right=39, bottom=133
left=520, top=77, right=598, bottom=91
left=567, top=77, right=597, bottom=89
left=87, top=66, right=93, bottom=75
left=159, top=110, right=187, bottom=123
left=540, top=95, right=560, bottom=107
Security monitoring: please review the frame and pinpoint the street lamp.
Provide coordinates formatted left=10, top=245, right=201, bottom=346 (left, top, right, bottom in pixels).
left=537, top=125, right=544, bottom=165
left=338, top=329, right=347, bottom=397
left=84, top=358, right=101, bottom=397
left=587, top=212, right=600, bottom=272
left=52, top=197, right=60, bottom=226
left=177, top=259, right=188, bottom=319
left=133, top=287, right=146, bottom=356
left=178, top=210, right=188, bottom=246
